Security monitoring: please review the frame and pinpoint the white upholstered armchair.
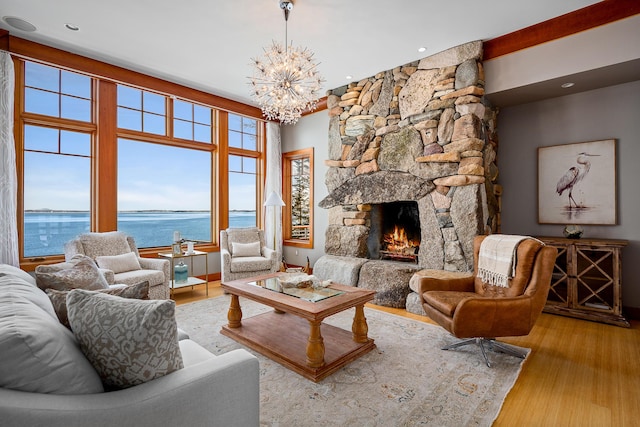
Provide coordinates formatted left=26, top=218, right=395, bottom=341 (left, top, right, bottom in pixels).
left=63, top=231, right=170, bottom=299
left=220, top=227, right=278, bottom=282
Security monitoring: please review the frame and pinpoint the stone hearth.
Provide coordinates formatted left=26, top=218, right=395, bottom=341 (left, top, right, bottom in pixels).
left=319, top=41, right=500, bottom=273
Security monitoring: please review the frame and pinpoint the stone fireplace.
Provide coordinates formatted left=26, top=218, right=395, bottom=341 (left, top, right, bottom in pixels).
left=319, top=41, right=500, bottom=273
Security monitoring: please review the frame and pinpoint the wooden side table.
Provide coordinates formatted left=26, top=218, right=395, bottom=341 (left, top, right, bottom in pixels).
left=537, top=236, right=629, bottom=327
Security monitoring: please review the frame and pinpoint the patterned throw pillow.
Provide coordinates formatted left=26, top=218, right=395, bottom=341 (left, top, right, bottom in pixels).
left=35, top=255, right=110, bottom=291
left=46, top=281, right=150, bottom=329
left=67, top=289, right=183, bottom=389
left=95, top=252, right=142, bottom=274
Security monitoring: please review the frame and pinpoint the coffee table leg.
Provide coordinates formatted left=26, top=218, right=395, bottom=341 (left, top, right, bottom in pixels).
left=227, top=294, right=243, bottom=328
left=352, top=304, right=369, bottom=343
left=306, top=320, right=325, bottom=368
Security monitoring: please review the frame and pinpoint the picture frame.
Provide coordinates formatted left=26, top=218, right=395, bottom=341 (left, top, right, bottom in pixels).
left=171, top=242, right=183, bottom=256
left=538, top=139, right=616, bottom=225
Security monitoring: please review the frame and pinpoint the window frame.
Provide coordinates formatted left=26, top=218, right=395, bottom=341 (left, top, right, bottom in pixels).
left=15, top=60, right=97, bottom=263
left=282, top=147, right=313, bottom=249
left=113, top=90, right=227, bottom=253
left=226, top=113, right=263, bottom=229
left=10, top=44, right=266, bottom=270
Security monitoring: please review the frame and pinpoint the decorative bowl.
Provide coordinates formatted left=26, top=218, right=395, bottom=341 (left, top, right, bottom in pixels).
left=563, top=225, right=584, bottom=239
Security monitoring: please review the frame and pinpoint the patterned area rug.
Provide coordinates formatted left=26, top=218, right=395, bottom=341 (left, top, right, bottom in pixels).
left=175, top=295, right=528, bottom=427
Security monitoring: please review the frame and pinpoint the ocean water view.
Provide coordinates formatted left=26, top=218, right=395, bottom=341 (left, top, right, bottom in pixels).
left=24, top=211, right=256, bottom=257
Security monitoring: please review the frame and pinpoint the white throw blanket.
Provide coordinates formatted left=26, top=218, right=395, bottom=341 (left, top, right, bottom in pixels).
left=477, top=235, right=536, bottom=288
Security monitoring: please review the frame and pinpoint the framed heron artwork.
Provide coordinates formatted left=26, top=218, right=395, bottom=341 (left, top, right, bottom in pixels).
left=538, top=139, right=616, bottom=225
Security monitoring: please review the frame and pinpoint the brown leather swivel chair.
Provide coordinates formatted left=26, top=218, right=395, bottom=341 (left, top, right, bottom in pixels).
left=417, top=235, right=558, bottom=367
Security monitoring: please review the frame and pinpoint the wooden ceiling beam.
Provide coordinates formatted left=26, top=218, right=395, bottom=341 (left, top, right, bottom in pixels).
left=484, top=0, right=640, bottom=60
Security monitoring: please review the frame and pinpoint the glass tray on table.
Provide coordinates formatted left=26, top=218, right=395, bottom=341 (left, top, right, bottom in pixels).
left=248, top=276, right=343, bottom=302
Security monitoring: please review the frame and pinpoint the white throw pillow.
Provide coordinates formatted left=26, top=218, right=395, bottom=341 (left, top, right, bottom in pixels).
left=232, top=241, right=262, bottom=257
left=67, top=289, right=183, bottom=390
left=96, top=252, right=142, bottom=274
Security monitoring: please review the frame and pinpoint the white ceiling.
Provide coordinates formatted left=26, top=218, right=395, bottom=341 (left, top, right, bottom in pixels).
left=1, top=0, right=603, bottom=107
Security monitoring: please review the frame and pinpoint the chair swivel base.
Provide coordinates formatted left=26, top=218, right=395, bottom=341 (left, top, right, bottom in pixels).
left=442, top=337, right=527, bottom=368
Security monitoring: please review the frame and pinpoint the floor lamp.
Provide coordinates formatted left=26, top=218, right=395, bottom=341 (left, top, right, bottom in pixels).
left=264, top=191, right=285, bottom=251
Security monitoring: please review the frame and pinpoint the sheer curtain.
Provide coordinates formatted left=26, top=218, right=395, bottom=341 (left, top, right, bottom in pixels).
left=0, top=50, right=19, bottom=266
left=264, top=122, right=283, bottom=259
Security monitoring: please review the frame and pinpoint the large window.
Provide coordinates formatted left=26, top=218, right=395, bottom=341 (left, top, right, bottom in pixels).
left=174, top=99, right=212, bottom=143
left=117, top=85, right=166, bottom=135
left=227, top=113, right=261, bottom=228
left=116, top=88, right=217, bottom=248
left=24, top=61, right=92, bottom=122
left=228, top=113, right=257, bottom=150
left=117, top=139, right=212, bottom=247
left=283, top=148, right=313, bottom=248
left=16, top=55, right=264, bottom=265
left=21, top=62, right=94, bottom=257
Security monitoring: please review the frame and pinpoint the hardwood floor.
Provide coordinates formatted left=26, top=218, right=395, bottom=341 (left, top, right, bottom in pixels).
left=173, top=282, right=640, bottom=426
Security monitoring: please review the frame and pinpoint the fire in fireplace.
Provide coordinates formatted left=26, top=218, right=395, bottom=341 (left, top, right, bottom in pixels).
left=381, top=225, right=420, bottom=262
left=367, top=201, right=421, bottom=263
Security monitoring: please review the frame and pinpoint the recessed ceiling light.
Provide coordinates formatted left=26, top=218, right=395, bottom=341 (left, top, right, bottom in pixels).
left=418, top=47, right=427, bottom=53
left=3, top=16, right=37, bottom=32
left=561, top=82, right=575, bottom=88
left=65, top=23, right=80, bottom=31
left=346, top=75, right=353, bottom=80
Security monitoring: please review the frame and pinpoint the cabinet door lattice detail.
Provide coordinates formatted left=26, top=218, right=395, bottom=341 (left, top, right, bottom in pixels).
left=538, top=237, right=629, bottom=328
left=547, top=244, right=570, bottom=307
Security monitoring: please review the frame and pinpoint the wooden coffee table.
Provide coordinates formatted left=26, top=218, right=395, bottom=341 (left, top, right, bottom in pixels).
left=220, top=273, right=376, bottom=382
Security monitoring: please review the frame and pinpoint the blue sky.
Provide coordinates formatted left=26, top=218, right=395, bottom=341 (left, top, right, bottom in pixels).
left=23, top=61, right=258, bottom=212
left=24, top=138, right=257, bottom=211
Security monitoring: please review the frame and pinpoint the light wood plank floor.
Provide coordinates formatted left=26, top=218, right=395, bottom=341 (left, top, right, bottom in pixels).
left=173, top=282, right=640, bottom=426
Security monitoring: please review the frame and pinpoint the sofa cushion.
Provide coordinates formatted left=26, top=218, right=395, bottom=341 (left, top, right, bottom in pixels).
left=46, top=281, right=150, bottom=329
left=67, top=289, right=183, bottom=389
left=0, top=275, right=104, bottom=394
left=79, top=231, right=132, bottom=259
left=0, top=263, right=37, bottom=286
left=35, top=255, right=110, bottom=291
left=179, top=339, right=216, bottom=366
left=114, top=269, right=165, bottom=287
left=232, top=241, right=261, bottom=257
left=230, top=256, right=273, bottom=273
left=96, top=251, right=141, bottom=274
left=0, top=269, right=58, bottom=320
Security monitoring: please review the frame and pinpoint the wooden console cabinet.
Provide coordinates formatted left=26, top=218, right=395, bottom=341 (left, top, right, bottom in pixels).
left=538, top=236, right=629, bottom=327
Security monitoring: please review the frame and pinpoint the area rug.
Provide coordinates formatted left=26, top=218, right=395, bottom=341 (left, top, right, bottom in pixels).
left=175, top=295, right=528, bottom=427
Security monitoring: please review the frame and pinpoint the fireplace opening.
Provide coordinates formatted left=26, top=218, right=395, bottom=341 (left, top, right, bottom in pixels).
left=367, top=201, right=421, bottom=263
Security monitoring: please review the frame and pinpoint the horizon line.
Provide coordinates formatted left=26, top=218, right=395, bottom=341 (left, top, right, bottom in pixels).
left=25, top=209, right=257, bottom=213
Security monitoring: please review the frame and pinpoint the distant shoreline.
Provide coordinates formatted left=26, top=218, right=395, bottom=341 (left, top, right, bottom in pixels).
left=25, top=210, right=256, bottom=213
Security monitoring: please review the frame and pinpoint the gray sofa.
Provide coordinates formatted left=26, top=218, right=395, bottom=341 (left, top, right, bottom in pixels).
left=0, top=264, right=259, bottom=427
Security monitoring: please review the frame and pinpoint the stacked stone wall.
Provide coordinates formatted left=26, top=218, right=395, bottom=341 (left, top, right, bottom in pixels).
left=319, top=41, right=502, bottom=272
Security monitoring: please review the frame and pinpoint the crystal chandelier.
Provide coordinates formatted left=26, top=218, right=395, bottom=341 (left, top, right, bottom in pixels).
left=249, top=1, right=324, bottom=125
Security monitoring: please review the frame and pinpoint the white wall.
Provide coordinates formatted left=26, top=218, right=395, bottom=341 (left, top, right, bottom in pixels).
left=498, top=80, right=640, bottom=310
left=280, top=112, right=330, bottom=268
